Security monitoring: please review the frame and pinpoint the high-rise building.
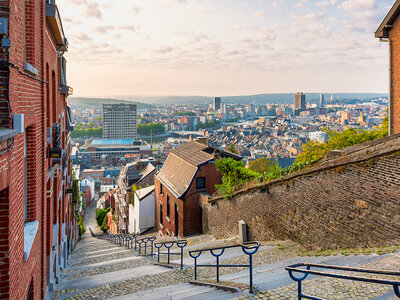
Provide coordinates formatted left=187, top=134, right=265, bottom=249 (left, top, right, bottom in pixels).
left=294, top=92, right=306, bottom=111
left=213, top=97, right=221, bottom=110
left=103, top=104, right=137, bottom=139
left=0, top=1, right=76, bottom=298
left=320, top=93, right=325, bottom=108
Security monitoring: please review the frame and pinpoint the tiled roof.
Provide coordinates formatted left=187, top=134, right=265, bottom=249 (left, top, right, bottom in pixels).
left=157, top=141, right=242, bottom=198
left=156, top=141, right=213, bottom=198
left=135, top=185, right=155, bottom=200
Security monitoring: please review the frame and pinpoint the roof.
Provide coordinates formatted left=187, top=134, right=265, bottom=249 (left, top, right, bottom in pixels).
left=138, top=163, right=156, bottom=182
left=91, top=139, right=135, bottom=146
left=156, top=141, right=242, bottom=198
left=376, top=0, right=400, bottom=38
left=135, top=185, right=155, bottom=200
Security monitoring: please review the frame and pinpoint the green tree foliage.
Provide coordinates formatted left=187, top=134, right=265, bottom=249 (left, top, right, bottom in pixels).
left=215, top=158, right=261, bottom=198
left=227, top=144, right=238, bottom=154
left=72, top=179, right=80, bottom=205
left=71, top=127, right=103, bottom=138
left=295, top=120, right=388, bottom=164
left=248, top=158, right=276, bottom=174
left=173, top=111, right=196, bottom=116
left=100, top=215, right=108, bottom=233
left=78, top=215, right=86, bottom=237
left=137, top=123, right=166, bottom=136
left=196, top=120, right=221, bottom=130
left=96, top=207, right=110, bottom=227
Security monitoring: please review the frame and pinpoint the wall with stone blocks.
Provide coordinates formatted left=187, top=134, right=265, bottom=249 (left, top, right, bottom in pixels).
left=204, top=137, right=400, bottom=249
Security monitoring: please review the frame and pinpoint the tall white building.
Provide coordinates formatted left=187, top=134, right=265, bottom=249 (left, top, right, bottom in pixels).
left=103, top=104, right=137, bottom=139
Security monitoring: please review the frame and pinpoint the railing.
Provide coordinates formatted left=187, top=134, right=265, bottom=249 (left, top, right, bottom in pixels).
left=285, top=263, right=400, bottom=300
left=154, top=240, right=188, bottom=270
left=189, top=242, right=260, bottom=293
left=136, top=236, right=157, bottom=256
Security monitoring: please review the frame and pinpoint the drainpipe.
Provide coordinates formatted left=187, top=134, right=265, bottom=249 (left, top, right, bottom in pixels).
left=381, top=37, right=392, bottom=136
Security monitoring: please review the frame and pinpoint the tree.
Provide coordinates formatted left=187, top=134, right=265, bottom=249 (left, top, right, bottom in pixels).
left=295, top=120, right=389, bottom=164
left=227, top=144, right=237, bottom=154
left=215, top=158, right=260, bottom=198
left=248, top=158, right=276, bottom=174
left=137, top=123, right=166, bottom=136
left=72, top=179, right=80, bottom=205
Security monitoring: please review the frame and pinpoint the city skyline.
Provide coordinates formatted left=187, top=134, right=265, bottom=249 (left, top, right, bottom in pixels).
left=58, top=0, right=395, bottom=97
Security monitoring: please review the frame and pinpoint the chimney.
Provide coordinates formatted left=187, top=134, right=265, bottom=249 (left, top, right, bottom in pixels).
left=195, top=137, right=207, bottom=145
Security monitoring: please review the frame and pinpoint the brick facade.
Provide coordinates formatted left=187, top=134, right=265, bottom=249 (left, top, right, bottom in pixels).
left=204, top=136, right=400, bottom=250
left=0, top=1, right=74, bottom=299
left=390, top=16, right=400, bottom=134
left=155, top=163, right=222, bottom=237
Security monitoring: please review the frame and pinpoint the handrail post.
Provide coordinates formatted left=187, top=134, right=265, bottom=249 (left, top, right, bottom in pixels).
left=216, top=256, right=220, bottom=282
left=157, top=247, right=160, bottom=263
left=180, top=246, right=184, bottom=270
left=151, top=239, right=154, bottom=256
left=249, top=254, right=253, bottom=293
left=297, top=280, right=302, bottom=300
left=194, top=257, right=198, bottom=280
left=167, top=247, right=170, bottom=264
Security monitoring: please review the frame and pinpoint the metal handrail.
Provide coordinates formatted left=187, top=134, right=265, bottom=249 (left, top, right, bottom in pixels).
left=189, top=241, right=260, bottom=293
left=285, top=263, right=400, bottom=299
left=154, top=240, right=188, bottom=270
left=136, top=236, right=157, bottom=256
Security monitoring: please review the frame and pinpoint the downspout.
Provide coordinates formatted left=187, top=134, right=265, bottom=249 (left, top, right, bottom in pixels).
left=381, top=37, right=392, bottom=136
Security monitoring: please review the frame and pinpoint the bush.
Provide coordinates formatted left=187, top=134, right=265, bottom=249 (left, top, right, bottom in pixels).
left=215, top=158, right=261, bottom=198
left=100, top=214, right=108, bottom=233
left=78, top=215, right=86, bottom=237
left=96, top=207, right=110, bottom=227
left=296, top=117, right=388, bottom=164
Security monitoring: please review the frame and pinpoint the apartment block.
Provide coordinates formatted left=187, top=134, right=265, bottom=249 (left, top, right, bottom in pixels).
left=103, top=104, right=137, bottom=139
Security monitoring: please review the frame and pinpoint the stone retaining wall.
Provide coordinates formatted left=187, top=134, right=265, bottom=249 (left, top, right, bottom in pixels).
left=204, top=137, right=400, bottom=249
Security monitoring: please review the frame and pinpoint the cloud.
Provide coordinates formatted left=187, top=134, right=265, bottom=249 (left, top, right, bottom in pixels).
left=338, top=0, right=376, bottom=12
left=315, top=0, right=337, bottom=7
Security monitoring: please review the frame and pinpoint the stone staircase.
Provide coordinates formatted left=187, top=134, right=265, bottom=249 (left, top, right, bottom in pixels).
left=52, top=199, right=400, bottom=300
left=109, top=283, right=237, bottom=300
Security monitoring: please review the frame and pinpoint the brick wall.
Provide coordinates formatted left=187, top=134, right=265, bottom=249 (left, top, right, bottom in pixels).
left=155, top=162, right=222, bottom=237
left=0, top=0, right=74, bottom=298
left=390, top=15, right=400, bottom=134
left=205, top=136, right=400, bottom=249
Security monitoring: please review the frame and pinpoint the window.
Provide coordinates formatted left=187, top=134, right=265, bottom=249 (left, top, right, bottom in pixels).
left=160, top=204, right=163, bottom=226
left=196, top=177, right=206, bottom=190
left=160, top=183, right=163, bottom=194
left=167, top=195, right=170, bottom=218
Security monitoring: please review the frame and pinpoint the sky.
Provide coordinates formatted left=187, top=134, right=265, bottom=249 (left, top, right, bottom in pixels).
left=57, top=0, right=396, bottom=97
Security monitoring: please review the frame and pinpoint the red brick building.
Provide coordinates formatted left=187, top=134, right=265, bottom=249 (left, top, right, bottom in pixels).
left=376, top=0, right=400, bottom=135
left=155, top=141, right=241, bottom=237
left=0, top=0, right=74, bottom=299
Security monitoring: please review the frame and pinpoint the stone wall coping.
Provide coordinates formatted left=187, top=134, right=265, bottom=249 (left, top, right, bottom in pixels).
left=210, top=134, right=400, bottom=202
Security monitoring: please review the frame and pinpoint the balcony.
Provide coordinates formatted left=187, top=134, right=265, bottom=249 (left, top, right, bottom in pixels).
left=59, top=85, right=73, bottom=96
left=46, top=3, right=68, bottom=51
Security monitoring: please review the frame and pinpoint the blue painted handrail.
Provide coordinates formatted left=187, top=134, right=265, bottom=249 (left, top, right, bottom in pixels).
left=189, top=242, right=260, bottom=293
left=136, top=236, right=157, bottom=256
left=154, top=240, right=188, bottom=270
left=285, top=263, right=400, bottom=300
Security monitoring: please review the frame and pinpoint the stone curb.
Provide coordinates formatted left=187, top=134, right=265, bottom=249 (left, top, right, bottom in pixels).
left=188, top=280, right=242, bottom=293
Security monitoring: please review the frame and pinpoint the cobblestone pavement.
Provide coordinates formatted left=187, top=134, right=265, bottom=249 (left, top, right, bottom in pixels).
left=52, top=200, right=399, bottom=299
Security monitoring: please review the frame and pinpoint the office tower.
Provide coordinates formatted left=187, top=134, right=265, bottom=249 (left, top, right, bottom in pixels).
left=294, top=92, right=306, bottom=111
left=103, top=104, right=137, bottom=139
left=320, top=93, right=325, bottom=108
left=213, top=97, right=221, bottom=110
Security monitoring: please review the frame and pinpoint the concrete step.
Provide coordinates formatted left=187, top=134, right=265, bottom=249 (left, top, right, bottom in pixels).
left=55, top=264, right=170, bottom=290
left=108, top=283, right=238, bottom=300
